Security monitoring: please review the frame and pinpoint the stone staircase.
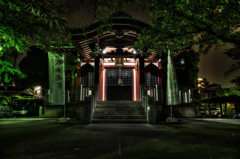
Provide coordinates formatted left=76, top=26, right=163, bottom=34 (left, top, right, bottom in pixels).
left=91, top=101, right=147, bottom=123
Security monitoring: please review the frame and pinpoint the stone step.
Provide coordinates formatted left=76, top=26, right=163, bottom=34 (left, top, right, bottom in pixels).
left=96, top=105, right=143, bottom=108
left=94, top=107, right=144, bottom=111
left=93, top=101, right=146, bottom=123
left=91, top=119, right=147, bottom=123
left=96, top=103, right=142, bottom=107
left=96, top=101, right=142, bottom=107
left=94, top=111, right=145, bottom=115
left=92, top=115, right=146, bottom=119
left=97, top=101, right=142, bottom=104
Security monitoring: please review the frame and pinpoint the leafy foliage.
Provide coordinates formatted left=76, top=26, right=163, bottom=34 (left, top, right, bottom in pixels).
left=0, top=0, right=72, bottom=86
left=15, top=46, right=48, bottom=89
left=193, top=98, right=201, bottom=109
left=0, top=52, right=26, bottom=90
left=0, top=0, right=73, bottom=56
left=225, top=107, right=236, bottom=118
left=229, top=76, right=240, bottom=88
left=215, top=87, right=240, bottom=97
left=223, top=45, right=240, bottom=87
left=133, top=0, right=240, bottom=55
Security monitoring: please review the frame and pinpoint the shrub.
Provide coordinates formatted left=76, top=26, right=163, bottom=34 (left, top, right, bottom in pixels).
left=225, top=108, right=236, bottom=118
left=193, top=98, right=201, bottom=109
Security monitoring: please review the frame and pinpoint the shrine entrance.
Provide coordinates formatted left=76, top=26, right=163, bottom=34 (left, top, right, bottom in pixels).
left=106, top=69, right=132, bottom=100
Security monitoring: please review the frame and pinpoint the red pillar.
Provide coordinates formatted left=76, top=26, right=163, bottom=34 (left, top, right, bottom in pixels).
left=94, top=56, right=100, bottom=84
left=135, top=59, right=140, bottom=101
left=139, top=56, right=145, bottom=85
left=76, top=61, right=81, bottom=89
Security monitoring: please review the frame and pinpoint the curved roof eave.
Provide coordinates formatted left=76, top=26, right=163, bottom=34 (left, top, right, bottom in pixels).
left=71, top=18, right=149, bottom=35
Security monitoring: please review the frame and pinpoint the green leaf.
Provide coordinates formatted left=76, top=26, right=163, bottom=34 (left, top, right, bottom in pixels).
left=61, top=18, right=67, bottom=21
left=32, top=7, right=36, bottom=15
left=45, top=18, right=49, bottom=25
left=50, top=21, right=53, bottom=29
left=55, top=20, right=60, bottom=29
left=37, top=9, right=40, bottom=16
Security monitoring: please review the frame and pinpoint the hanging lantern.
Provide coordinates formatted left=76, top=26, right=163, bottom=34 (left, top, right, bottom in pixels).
left=180, top=57, right=185, bottom=65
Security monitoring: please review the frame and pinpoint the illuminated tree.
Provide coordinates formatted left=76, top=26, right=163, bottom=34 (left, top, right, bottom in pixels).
left=133, top=0, right=240, bottom=55
left=0, top=51, right=26, bottom=90
left=216, top=87, right=240, bottom=97
left=0, top=0, right=72, bottom=88
left=129, top=0, right=240, bottom=87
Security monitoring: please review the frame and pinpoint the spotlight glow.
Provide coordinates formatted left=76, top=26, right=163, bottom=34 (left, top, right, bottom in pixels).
left=35, top=86, right=41, bottom=90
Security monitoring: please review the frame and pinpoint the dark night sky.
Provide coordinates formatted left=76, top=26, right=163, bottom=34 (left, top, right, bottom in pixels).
left=13, top=0, right=240, bottom=88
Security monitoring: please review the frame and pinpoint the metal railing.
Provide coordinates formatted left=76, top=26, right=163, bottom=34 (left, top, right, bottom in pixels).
left=144, top=85, right=163, bottom=102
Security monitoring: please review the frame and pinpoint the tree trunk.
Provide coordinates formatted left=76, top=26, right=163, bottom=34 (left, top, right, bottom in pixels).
left=208, top=101, right=211, bottom=117
left=220, top=103, right=223, bottom=118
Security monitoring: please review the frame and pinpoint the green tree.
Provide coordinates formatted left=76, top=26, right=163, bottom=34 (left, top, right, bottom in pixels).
left=0, top=0, right=73, bottom=54
left=0, top=51, right=26, bottom=90
left=132, top=0, right=240, bottom=55
left=16, top=46, right=48, bottom=89
left=0, top=0, right=72, bottom=87
left=215, top=87, right=240, bottom=97
left=223, top=45, right=240, bottom=88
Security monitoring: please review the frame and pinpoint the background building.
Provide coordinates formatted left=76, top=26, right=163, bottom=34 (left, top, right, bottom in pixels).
left=197, top=77, right=222, bottom=100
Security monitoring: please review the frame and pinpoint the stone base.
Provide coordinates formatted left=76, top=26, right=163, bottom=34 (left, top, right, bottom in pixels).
left=166, top=117, right=178, bottom=123
left=59, top=117, right=70, bottom=124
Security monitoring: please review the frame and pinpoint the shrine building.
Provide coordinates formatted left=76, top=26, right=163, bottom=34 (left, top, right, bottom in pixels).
left=45, top=12, right=195, bottom=123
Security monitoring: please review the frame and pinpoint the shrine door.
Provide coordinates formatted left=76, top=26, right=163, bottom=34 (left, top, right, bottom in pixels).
left=106, top=69, right=132, bottom=100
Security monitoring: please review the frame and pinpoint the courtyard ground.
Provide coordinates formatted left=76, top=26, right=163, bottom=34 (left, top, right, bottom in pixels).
left=0, top=117, right=239, bottom=159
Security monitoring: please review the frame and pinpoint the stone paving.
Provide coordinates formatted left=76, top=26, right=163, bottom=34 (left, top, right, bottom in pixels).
left=0, top=117, right=240, bottom=159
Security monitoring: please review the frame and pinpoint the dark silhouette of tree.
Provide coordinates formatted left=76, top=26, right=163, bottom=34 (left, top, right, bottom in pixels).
left=224, top=45, right=240, bottom=88
left=176, top=49, right=200, bottom=90
left=16, top=46, right=48, bottom=89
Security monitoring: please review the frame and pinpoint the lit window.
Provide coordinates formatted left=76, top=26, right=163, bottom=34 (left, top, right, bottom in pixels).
left=198, top=77, right=203, bottom=81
